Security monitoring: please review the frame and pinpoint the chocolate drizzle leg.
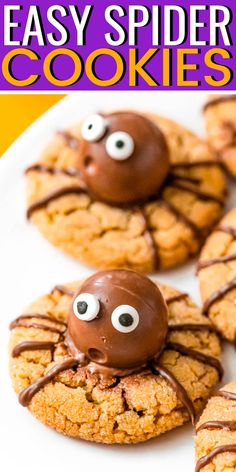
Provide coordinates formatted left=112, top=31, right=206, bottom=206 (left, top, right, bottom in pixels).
left=135, top=207, right=159, bottom=269
left=166, top=181, right=224, bottom=206
left=169, top=323, right=217, bottom=334
left=203, top=277, right=236, bottom=314
left=166, top=293, right=188, bottom=304
left=19, top=357, right=80, bottom=406
left=10, top=313, right=66, bottom=335
left=195, top=445, right=236, bottom=472
left=197, top=254, right=236, bottom=272
left=10, top=321, right=63, bottom=335
left=25, top=164, right=80, bottom=178
left=151, top=363, right=196, bottom=424
left=214, top=390, right=236, bottom=401
left=169, top=174, right=202, bottom=185
left=166, top=342, right=223, bottom=380
left=12, top=341, right=56, bottom=358
left=196, top=420, right=236, bottom=433
left=27, top=185, right=88, bottom=219
left=159, top=199, right=202, bottom=241
left=171, top=161, right=223, bottom=169
left=10, top=313, right=66, bottom=327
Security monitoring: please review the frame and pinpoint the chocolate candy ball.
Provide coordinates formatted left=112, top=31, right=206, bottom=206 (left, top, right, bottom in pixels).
left=77, top=111, right=170, bottom=205
left=67, top=269, right=168, bottom=369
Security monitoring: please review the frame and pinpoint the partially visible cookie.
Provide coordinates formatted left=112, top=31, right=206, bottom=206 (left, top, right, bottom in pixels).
left=195, top=381, right=236, bottom=472
left=25, top=110, right=226, bottom=272
left=9, top=273, right=222, bottom=444
left=198, top=208, right=236, bottom=342
left=204, top=94, right=236, bottom=178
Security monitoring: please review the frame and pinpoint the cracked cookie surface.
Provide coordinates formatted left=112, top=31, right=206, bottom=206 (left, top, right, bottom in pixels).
left=198, top=208, right=236, bottom=342
left=204, top=94, right=236, bottom=178
left=26, top=112, right=226, bottom=272
left=9, top=280, right=221, bottom=444
left=195, top=381, right=236, bottom=472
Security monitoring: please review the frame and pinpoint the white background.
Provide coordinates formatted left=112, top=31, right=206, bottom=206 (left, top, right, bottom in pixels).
left=0, top=92, right=236, bottom=471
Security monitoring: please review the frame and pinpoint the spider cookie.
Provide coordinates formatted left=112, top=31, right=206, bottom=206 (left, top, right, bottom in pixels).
left=204, top=94, right=236, bottom=178
left=195, top=381, right=236, bottom=472
left=9, top=269, right=222, bottom=444
left=25, top=110, right=226, bottom=272
left=198, top=208, right=236, bottom=343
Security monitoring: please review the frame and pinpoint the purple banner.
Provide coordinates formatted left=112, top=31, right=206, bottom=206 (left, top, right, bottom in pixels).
left=0, top=0, right=235, bottom=90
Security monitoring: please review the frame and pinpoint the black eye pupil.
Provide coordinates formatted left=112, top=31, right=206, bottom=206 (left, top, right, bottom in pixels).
left=88, top=124, right=93, bottom=130
left=77, top=301, right=88, bottom=315
left=119, top=313, right=133, bottom=327
left=116, top=140, right=124, bottom=149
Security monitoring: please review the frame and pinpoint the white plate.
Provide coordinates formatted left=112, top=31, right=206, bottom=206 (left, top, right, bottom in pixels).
left=1, top=92, right=236, bottom=472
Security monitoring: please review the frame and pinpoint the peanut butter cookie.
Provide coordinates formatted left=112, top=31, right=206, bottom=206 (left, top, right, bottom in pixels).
left=9, top=270, right=222, bottom=444
left=198, top=208, right=236, bottom=343
left=25, top=110, right=226, bottom=272
left=195, top=381, right=236, bottom=472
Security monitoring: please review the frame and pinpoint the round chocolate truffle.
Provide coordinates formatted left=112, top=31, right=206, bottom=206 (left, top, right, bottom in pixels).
left=67, top=269, right=168, bottom=369
left=77, top=111, right=170, bottom=205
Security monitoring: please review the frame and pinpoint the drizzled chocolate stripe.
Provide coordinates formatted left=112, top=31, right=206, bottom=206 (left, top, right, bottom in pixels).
left=10, top=313, right=66, bottom=328
left=26, top=164, right=80, bottom=178
left=166, top=342, right=223, bottom=380
left=167, top=181, right=224, bottom=205
left=195, top=445, right=236, bottom=472
left=19, top=357, right=79, bottom=406
left=196, top=420, right=236, bottom=433
left=203, top=277, right=236, bottom=314
left=159, top=199, right=202, bottom=240
left=197, top=254, right=236, bottom=272
left=195, top=390, right=236, bottom=436
left=169, top=323, right=216, bottom=334
left=216, top=225, right=236, bottom=238
left=27, top=184, right=88, bottom=219
left=169, top=174, right=201, bottom=185
left=57, top=130, right=79, bottom=149
left=214, top=390, right=236, bottom=401
left=51, top=285, right=75, bottom=297
left=152, top=363, right=195, bottom=424
left=166, top=293, right=188, bottom=304
left=203, top=95, right=236, bottom=112
left=12, top=341, right=56, bottom=358
left=171, top=161, right=223, bottom=169
left=10, top=320, right=63, bottom=335
left=10, top=313, right=66, bottom=335
left=135, top=207, right=159, bottom=269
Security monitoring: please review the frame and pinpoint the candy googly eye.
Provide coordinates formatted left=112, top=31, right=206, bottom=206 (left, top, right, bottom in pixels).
left=111, top=305, right=139, bottom=333
left=73, top=293, right=100, bottom=321
left=105, top=131, right=134, bottom=160
left=81, top=114, right=107, bottom=142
